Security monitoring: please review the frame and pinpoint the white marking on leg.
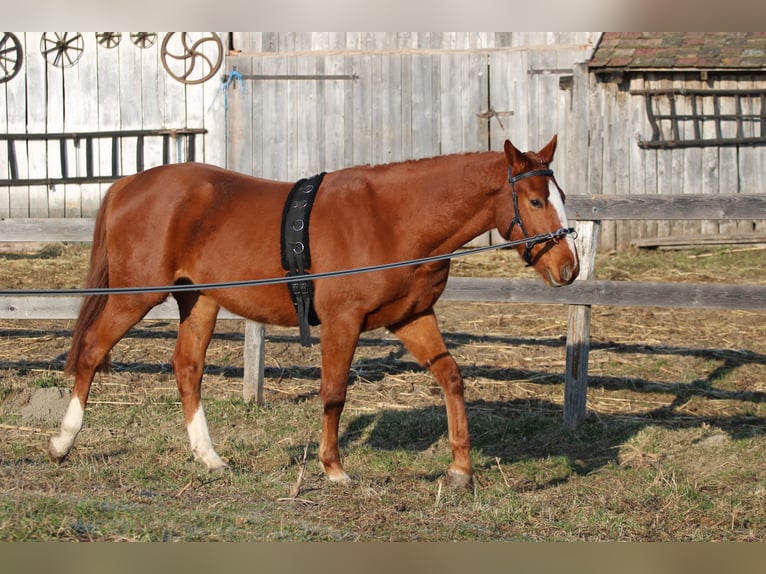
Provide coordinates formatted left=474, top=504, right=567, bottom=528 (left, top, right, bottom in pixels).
left=187, top=405, right=226, bottom=470
left=548, top=180, right=577, bottom=256
left=48, top=397, right=84, bottom=460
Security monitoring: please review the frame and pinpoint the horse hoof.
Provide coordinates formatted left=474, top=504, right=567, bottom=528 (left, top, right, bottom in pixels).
left=320, top=461, right=351, bottom=484
left=47, top=437, right=69, bottom=463
left=208, top=462, right=230, bottom=474
left=445, top=468, right=473, bottom=491
left=328, top=472, right=352, bottom=484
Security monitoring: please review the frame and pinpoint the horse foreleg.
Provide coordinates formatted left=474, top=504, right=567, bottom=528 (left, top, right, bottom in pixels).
left=390, top=310, right=473, bottom=489
left=318, top=319, right=361, bottom=483
left=49, top=295, right=162, bottom=462
left=172, top=293, right=225, bottom=470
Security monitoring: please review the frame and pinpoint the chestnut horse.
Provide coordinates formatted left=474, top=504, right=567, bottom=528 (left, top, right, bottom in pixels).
left=49, top=136, right=578, bottom=488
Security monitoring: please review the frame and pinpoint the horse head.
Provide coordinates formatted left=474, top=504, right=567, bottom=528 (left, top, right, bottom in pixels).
left=500, top=135, right=579, bottom=287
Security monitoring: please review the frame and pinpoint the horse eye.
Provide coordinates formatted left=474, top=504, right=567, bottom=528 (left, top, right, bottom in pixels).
left=530, top=199, right=544, bottom=209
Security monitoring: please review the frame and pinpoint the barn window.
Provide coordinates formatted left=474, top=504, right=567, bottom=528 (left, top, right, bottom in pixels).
left=631, top=88, right=766, bottom=149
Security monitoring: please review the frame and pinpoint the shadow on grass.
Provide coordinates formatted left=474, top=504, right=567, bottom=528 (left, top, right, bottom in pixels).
left=336, top=395, right=765, bottom=490
left=3, top=326, right=764, bottom=489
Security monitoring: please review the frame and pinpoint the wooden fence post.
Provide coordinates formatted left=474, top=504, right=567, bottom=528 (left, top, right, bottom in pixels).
left=563, top=219, right=600, bottom=431
left=243, top=320, right=265, bottom=405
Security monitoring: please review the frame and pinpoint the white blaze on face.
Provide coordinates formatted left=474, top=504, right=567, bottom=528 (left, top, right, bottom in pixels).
left=548, top=180, right=577, bottom=257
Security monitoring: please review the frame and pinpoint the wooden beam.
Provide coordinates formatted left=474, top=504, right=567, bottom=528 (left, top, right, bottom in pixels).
left=565, top=194, right=766, bottom=221
left=442, top=277, right=766, bottom=312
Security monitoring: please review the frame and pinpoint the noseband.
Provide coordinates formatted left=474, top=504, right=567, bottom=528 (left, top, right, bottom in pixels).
left=505, top=167, right=575, bottom=266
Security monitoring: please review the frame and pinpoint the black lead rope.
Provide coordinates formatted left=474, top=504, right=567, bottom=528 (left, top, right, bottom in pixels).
left=0, top=229, right=576, bottom=299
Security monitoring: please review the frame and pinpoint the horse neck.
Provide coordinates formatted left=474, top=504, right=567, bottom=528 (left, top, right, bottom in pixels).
left=401, top=151, right=506, bottom=254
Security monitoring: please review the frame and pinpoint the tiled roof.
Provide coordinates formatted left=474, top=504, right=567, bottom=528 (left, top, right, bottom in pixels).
left=589, top=32, right=766, bottom=71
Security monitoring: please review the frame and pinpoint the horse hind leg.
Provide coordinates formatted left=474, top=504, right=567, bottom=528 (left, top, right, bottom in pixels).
left=389, top=309, right=473, bottom=489
left=49, top=293, right=164, bottom=462
left=171, top=291, right=225, bottom=470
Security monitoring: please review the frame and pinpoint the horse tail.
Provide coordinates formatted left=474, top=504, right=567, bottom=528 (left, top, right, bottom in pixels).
left=64, top=185, right=116, bottom=376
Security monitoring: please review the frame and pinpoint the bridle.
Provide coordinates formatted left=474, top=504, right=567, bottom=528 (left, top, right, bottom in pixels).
left=505, top=166, right=576, bottom=266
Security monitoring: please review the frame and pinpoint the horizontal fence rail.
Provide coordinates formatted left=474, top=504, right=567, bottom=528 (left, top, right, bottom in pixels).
left=1, top=194, right=765, bottom=429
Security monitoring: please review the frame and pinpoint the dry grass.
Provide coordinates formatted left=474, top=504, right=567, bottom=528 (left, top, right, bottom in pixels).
left=0, top=243, right=765, bottom=541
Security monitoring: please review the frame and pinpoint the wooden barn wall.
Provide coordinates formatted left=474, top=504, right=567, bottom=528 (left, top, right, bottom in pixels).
left=225, top=32, right=599, bottom=246
left=6, top=32, right=763, bottom=251
left=0, top=32, right=226, bottom=219
left=580, top=70, right=766, bottom=250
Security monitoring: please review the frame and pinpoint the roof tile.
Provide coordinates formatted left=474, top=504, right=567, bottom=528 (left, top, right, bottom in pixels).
left=590, top=32, right=766, bottom=70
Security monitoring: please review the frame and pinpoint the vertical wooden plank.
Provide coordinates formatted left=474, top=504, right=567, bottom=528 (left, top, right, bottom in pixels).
left=322, top=54, right=347, bottom=171
left=226, top=57, right=252, bottom=174
left=717, top=75, right=739, bottom=236
left=139, top=35, right=164, bottom=170
left=563, top=219, right=600, bottom=431
left=44, top=40, right=67, bottom=218
left=201, top=32, right=228, bottom=167
left=400, top=52, right=413, bottom=160
left=95, top=31, right=121, bottom=203
left=24, top=32, right=49, bottom=217
left=243, top=320, right=265, bottom=405
left=351, top=53, right=373, bottom=165
left=261, top=55, right=288, bottom=180
left=410, top=53, right=437, bottom=159
left=64, top=33, right=100, bottom=217
left=439, top=53, right=462, bottom=154
left=488, top=50, right=517, bottom=151
left=736, top=75, right=760, bottom=234
left=701, top=82, right=720, bottom=236
left=465, top=51, right=488, bottom=152
left=290, top=55, right=318, bottom=177
left=118, top=33, right=142, bottom=174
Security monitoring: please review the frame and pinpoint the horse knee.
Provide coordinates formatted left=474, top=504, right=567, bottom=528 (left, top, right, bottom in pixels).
left=320, top=382, right=347, bottom=411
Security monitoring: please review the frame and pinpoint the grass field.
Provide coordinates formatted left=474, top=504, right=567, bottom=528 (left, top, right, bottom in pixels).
left=0, top=244, right=764, bottom=541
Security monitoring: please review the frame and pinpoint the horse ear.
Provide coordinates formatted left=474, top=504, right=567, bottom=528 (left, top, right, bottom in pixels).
left=538, top=134, right=558, bottom=164
left=503, top=139, right=524, bottom=170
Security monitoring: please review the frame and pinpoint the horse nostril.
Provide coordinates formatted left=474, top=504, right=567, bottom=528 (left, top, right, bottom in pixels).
left=561, top=265, right=572, bottom=282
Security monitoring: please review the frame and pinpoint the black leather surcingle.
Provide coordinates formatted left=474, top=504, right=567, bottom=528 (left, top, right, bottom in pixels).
left=281, top=172, right=325, bottom=346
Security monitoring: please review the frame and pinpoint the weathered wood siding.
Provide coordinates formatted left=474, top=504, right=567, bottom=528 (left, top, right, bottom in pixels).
left=226, top=32, right=598, bottom=245
left=0, top=32, right=226, bottom=218
left=4, top=32, right=763, bottom=250
left=580, top=70, right=766, bottom=249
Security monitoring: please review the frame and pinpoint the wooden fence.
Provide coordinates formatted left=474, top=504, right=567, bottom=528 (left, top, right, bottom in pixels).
left=2, top=194, right=765, bottom=429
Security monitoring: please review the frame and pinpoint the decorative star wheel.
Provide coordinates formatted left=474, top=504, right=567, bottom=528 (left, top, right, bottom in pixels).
left=131, top=32, right=157, bottom=49
left=160, top=32, right=223, bottom=85
left=0, top=32, right=23, bottom=83
left=96, top=32, right=122, bottom=49
left=40, top=32, right=84, bottom=68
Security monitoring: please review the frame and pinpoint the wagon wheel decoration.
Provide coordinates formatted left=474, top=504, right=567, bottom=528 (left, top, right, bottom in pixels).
left=0, top=32, right=23, bottom=83
left=40, top=32, right=84, bottom=68
left=131, top=32, right=157, bottom=49
left=161, top=32, right=223, bottom=85
left=96, top=32, right=122, bottom=49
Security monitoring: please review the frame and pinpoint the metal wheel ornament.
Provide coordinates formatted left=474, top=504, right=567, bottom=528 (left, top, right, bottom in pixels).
left=40, top=32, right=84, bottom=68
left=131, top=32, right=157, bottom=49
left=0, top=32, right=23, bottom=83
left=161, top=32, right=223, bottom=85
left=96, top=32, right=122, bottom=49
